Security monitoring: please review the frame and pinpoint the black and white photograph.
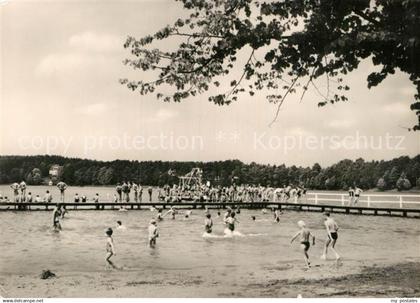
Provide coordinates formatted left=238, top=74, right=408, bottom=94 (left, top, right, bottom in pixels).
left=0, top=0, right=419, bottom=301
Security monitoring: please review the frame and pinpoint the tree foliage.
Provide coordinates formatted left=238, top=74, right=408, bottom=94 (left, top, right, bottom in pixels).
left=0, top=155, right=419, bottom=190
left=121, top=0, right=420, bottom=129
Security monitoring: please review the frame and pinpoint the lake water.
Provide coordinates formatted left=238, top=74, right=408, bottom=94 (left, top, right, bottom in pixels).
left=0, top=209, right=419, bottom=275
left=0, top=207, right=419, bottom=297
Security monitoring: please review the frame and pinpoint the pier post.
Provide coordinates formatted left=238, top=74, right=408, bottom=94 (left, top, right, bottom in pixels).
left=403, top=211, right=407, bottom=217
left=367, top=196, right=371, bottom=208
left=399, top=196, right=403, bottom=208
left=315, top=194, right=318, bottom=205
left=341, top=195, right=344, bottom=206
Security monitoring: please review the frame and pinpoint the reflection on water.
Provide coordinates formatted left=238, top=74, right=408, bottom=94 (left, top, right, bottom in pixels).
left=0, top=209, right=419, bottom=277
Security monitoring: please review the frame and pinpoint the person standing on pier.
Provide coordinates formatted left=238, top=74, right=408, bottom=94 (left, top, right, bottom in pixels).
left=19, top=181, right=27, bottom=202
left=116, top=183, right=122, bottom=203
left=353, top=187, right=363, bottom=205
left=132, top=182, right=139, bottom=202
left=44, top=190, right=53, bottom=203
left=348, top=187, right=354, bottom=206
left=321, top=212, right=340, bottom=261
left=148, top=187, right=153, bottom=202
left=56, top=181, right=67, bottom=203
left=138, top=184, right=143, bottom=202
left=122, top=181, right=129, bottom=202
left=10, top=182, right=19, bottom=202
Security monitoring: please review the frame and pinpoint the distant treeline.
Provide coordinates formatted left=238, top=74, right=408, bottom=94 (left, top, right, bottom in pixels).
left=0, top=155, right=419, bottom=191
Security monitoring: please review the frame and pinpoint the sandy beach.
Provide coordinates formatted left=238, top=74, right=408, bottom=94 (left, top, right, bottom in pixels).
left=2, top=260, right=419, bottom=297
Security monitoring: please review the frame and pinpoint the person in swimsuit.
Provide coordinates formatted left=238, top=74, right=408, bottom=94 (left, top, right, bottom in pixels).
left=164, top=206, right=176, bottom=220
left=44, top=190, right=53, bottom=203
left=105, top=228, right=117, bottom=269
left=291, top=220, right=315, bottom=269
left=225, top=212, right=238, bottom=233
left=223, top=208, right=232, bottom=225
left=184, top=210, right=192, bottom=219
left=156, top=209, right=163, bottom=221
left=10, top=182, right=19, bottom=203
left=116, top=183, right=122, bottom=203
left=321, top=212, right=340, bottom=260
left=354, top=187, right=363, bottom=205
left=148, top=219, right=159, bottom=247
left=251, top=215, right=256, bottom=221
left=148, top=187, right=153, bottom=202
left=274, top=209, right=282, bottom=222
left=204, top=213, right=213, bottom=234
left=56, top=182, right=67, bottom=203
left=348, top=187, right=354, bottom=206
left=52, top=204, right=62, bottom=232
left=19, top=181, right=27, bottom=202
left=116, top=220, right=126, bottom=230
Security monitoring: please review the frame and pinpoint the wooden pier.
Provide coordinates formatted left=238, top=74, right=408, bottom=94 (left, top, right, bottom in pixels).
left=1, top=201, right=420, bottom=218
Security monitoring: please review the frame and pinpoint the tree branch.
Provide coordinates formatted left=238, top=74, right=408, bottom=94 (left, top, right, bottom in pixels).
left=269, top=76, right=299, bottom=127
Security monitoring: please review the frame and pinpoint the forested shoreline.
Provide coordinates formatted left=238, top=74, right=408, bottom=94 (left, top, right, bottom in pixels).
left=0, top=155, right=419, bottom=191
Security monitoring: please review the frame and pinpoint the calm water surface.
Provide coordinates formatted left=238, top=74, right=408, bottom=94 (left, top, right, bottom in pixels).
left=0, top=209, right=419, bottom=276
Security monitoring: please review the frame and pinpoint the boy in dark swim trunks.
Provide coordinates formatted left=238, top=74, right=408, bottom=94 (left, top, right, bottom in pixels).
left=204, top=213, right=213, bottom=234
left=52, top=204, right=62, bottom=232
left=291, top=220, right=315, bottom=269
left=321, top=212, right=340, bottom=260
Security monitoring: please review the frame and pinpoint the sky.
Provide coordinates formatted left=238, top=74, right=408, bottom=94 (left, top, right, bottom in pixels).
left=0, top=0, right=419, bottom=167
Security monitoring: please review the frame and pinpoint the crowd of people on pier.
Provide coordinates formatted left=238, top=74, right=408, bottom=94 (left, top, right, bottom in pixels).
left=0, top=180, right=310, bottom=204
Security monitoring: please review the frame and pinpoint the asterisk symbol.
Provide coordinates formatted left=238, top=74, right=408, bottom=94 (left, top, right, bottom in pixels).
left=215, top=131, right=226, bottom=143
left=230, top=131, right=240, bottom=143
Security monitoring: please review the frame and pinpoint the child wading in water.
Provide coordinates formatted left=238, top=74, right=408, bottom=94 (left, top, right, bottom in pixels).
left=291, top=220, right=315, bottom=269
left=148, top=219, right=159, bottom=247
left=204, top=213, right=213, bottom=234
left=105, top=228, right=118, bottom=269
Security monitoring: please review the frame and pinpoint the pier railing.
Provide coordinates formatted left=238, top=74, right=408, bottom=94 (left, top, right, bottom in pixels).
left=306, top=192, right=420, bottom=208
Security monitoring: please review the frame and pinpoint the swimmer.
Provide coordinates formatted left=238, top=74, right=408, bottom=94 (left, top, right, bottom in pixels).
left=52, top=204, right=62, bottom=232
left=185, top=210, right=192, bottom=219
left=321, top=212, right=340, bottom=260
left=251, top=215, right=256, bottom=221
left=216, top=211, right=221, bottom=218
left=150, top=206, right=157, bottom=212
left=164, top=206, right=176, bottom=220
left=261, top=208, right=267, bottom=214
left=204, top=213, right=213, bottom=234
left=236, top=207, right=241, bottom=214
left=105, top=228, right=118, bottom=269
left=148, top=219, right=159, bottom=247
left=116, top=220, right=126, bottom=230
left=291, top=220, right=315, bottom=269
left=274, top=209, right=282, bottom=222
left=156, top=209, right=163, bottom=221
